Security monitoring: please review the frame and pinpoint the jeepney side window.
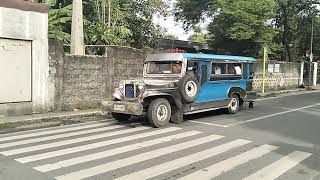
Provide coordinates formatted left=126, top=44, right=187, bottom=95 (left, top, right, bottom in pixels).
left=243, top=63, right=249, bottom=79
left=212, top=63, right=226, bottom=75
left=210, top=62, right=243, bottom=81
left=186, top=61, right=199, bottom=78
left=249, top=63, right=255, bottom=79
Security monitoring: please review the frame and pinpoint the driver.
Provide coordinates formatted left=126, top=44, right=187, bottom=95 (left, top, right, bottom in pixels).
left=172, top=63, right=182, bottom=74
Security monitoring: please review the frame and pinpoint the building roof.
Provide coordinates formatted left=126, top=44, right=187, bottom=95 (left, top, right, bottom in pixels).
left=146, top=53, right=256, bottom=63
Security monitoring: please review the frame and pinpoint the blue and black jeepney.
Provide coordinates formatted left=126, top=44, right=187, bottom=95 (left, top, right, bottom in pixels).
left=102, top=53, right=257, bottom=127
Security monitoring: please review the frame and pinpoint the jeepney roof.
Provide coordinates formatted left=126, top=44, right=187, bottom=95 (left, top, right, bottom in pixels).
left=145, top=53, right=256, bottom=63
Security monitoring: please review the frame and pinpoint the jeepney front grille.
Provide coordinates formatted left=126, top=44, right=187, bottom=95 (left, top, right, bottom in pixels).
left=125, top=84, right=135, bottom=98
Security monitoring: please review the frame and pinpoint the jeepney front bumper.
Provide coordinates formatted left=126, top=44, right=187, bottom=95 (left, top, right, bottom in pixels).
left=245, top=91, right=257, bottom=102
left=102, top=101, right=144, bottom=116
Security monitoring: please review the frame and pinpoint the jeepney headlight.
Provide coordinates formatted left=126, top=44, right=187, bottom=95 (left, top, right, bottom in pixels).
left=138, top=81, right=145, bottom=90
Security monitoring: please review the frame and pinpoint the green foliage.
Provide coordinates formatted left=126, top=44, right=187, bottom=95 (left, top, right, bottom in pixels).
left=82, top=0, right=167, bottom=48
left=48, top=4, right=72, bottom=42
left=175, top=0, right=320, bottom=61
left=188, top=26, right=211, bottom=43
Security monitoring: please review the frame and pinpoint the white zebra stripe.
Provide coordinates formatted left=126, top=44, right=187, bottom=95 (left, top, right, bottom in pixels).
left=0, top=120, right=111, bottom=140
left=54, top=134, right=225, bottom=180
left=16, top=127, right=181, bottom=163
left=34, top=131, right=201, bottom=172
left=1, top=126, right=151, bottom=156
left=0, top=123, right=128, bottom=148
left=179, top=144, right=279, bottom=180
left=115, top=139, right=251, bottom=180
left=243, top=151, right=312, bottom=180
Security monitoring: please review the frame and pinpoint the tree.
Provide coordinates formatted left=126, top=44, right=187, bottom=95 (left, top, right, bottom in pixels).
left=48, top=4, right=72, bottom=42
left=188, top=26, right=210, bottom=43
left=273, top=0, right=320, bottom=61
left=175, top=0, right=278, bottom=56
left=175, top=0, right=320, bottom=61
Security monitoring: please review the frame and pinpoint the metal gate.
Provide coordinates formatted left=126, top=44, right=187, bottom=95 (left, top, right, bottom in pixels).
left=0, top=38, right=32, bottom=104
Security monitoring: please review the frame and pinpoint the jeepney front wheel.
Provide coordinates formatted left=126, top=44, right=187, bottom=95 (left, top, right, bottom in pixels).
left=148, top=98, right=171, bottom=128
left=227, top=94, right=240, bottom=114
left=111, top=113, right=131, bottom=121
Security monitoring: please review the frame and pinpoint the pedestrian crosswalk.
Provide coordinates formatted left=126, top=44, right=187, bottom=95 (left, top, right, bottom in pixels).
left=0, top=121, right=314, bottom=180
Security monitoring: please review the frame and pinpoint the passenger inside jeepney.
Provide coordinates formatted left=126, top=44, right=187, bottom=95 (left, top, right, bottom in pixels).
left=172, top=62, right=182, bottom=74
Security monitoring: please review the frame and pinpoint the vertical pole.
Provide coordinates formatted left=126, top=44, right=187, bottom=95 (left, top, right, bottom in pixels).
left=108, top=0, right=111, bottom=27
left=262, top=47, right=267, bottom=94
left=70, top=0, right=85, bottom=55
left=313, top=62, right=318, bottom=86
left=300, top=62, right=304, bottom=86
left=308, top=18, right=314, bottom=87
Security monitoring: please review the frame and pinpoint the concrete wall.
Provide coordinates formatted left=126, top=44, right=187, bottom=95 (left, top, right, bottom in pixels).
left=49, top=42, right=302, bottom=110
left=0, top=4, right=50, bottom=116
left=50, top=42, right=145, bottom=110
left=253, top=60, right=301, bottom=92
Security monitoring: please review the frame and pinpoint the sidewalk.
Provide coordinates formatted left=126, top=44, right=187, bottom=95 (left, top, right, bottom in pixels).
left=257, top=86, right=320, bottom=98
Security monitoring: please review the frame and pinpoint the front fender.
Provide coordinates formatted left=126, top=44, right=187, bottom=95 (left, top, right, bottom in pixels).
left=143, top=89, right=183, bottom=108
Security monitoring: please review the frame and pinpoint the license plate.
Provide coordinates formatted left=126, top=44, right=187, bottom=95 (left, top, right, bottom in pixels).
left=114, top=104, right=125, bottom=111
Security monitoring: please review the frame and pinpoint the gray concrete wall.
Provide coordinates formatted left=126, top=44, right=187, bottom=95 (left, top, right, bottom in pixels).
left=50, top=43, right=145, bottom=110
left=0, top=5, right=50, bottom=116
left=253, top=60, right=301, bottom=92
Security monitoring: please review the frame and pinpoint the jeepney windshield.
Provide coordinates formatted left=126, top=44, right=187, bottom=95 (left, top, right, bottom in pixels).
left=146, top=61, right=182, bottom=74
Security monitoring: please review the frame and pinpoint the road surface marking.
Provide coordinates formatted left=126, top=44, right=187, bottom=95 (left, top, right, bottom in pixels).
left=16, top=127, right=181, bottom=163
left=226, top=103, right=320, bottom=127
left=1, top=126, right=151, bottom=156
left=54, top=134, right=224, bottom=180
left=189, top=120, right=229, bottom=128
left=115, top=139, right=251, bottom=180
left=0, top=120, right=112, bottom=140
left=34, top=131, right=201, bottom=172
left=243, top=151, right=312, bottom=180
left=179, top=144, right=279, bottom=180
left=0, top=123, right=127, bottom=148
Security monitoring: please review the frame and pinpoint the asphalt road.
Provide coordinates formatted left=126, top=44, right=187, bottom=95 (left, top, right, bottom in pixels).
left=0, top=91, right=320, bottom=180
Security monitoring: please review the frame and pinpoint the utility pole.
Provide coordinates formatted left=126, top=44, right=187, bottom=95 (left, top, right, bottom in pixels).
left=308, top=17, right=314, bottom=87
left=108, top=0, right=111, bottom=27
left=70, top=0, right=85, bottom=55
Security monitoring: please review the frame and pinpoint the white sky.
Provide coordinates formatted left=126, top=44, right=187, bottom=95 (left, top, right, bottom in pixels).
left=153, top=0, right=193, bottom=40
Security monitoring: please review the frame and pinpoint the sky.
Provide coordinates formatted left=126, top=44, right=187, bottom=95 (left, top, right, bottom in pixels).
left=152, top=0, right=193, bottom=41
left=153, top=0, right=211, bottom=41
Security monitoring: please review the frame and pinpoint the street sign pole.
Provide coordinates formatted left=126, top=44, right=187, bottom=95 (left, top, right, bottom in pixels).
left=262, top=47, right=267, bottom=94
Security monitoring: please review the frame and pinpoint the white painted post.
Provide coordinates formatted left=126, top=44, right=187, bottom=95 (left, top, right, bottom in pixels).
left=70, top=0, right=85, bottom=55
left=300, top=62, right=304, bottom=86
left=313, top=62, right=318, bottom=86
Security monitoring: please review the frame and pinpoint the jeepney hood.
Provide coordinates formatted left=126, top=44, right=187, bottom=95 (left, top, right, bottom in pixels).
left=143, top=78, right=179, bottom=86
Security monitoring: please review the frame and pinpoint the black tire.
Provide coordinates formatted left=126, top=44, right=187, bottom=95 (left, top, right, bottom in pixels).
left=147, top=98, right=171, bottom=128
left=249, top=102, right=254, bottom=108
left=177, top=75, right=200, bottom=103
left=111, top=113, right=131, bottom=121
left=227, top=94, right=240, bottom=114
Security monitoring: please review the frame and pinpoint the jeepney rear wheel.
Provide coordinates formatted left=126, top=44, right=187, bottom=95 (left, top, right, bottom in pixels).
left=148, top=98, right=171, bottom=128
left=227, top=94, right=240, bottom=114
left=111, top=113, right=131, bottom=121
left=178, top=75, right=200, bottom=103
